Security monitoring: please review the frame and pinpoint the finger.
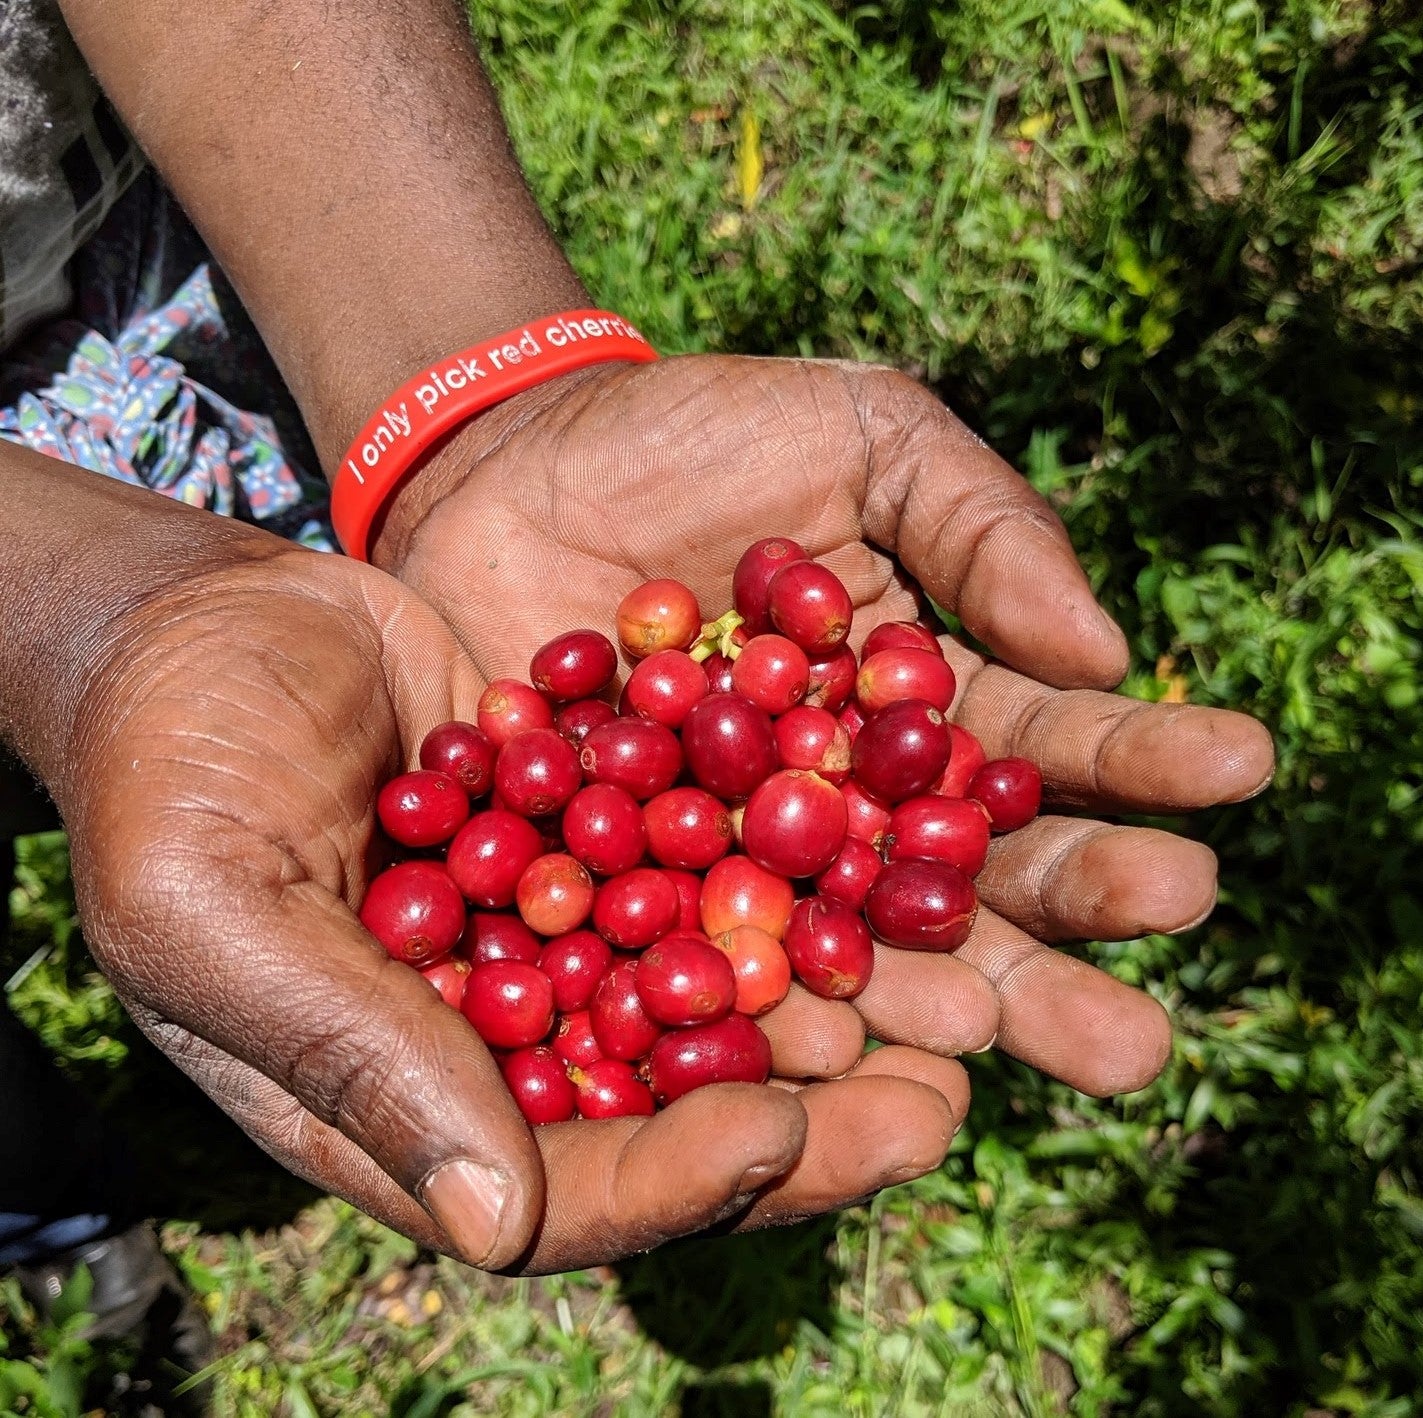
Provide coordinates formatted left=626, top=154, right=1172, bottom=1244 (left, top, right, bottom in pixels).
left=949, top=655, right=1277, bottom=812
left=758, top=983, right=866, bottom=1079
left=850, top=366, right=1129, bottom=691
left=956, top=907, right=1173, bottom=1096
left=977, top=816, right=1219, bottom=943
left=517, top=1083, right=809, bottom=1273
left=851, top=945, right=999, bottom=1056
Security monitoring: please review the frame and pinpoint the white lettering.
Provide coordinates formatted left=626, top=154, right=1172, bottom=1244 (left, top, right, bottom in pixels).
left=385, top=403, right=411, bottom=439
left=501, top=343, right=522, bottom=365
left=457, top=355, right=485, bottom=381
left=447, top=366, right=468, bottom=388
left=346, top=457, right=365, bottom=486
left=415, top=383, right=439, bottom=414
left=518, top=328, right=542, bottom=358
left=546, top=325, right=567, bottom=347
left=361, top=443, right=378, bottom=466
left=486, top=349, right=504, bottom=372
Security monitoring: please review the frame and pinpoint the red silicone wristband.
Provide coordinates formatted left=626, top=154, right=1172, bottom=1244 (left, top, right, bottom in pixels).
left=332, top=309, right=659, bottom=560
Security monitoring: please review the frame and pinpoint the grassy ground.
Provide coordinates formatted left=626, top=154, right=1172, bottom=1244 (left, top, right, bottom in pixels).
left=4, top=0, right=1423, bottom=1414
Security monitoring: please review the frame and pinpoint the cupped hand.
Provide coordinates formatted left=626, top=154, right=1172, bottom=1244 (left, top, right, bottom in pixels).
left=61, top=511, right=960, bottom=1273
left=378, top=354, right=1277, bottom=1097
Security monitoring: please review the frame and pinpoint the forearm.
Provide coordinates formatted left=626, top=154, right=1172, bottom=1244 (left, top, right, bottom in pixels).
left=56, top=0, right=586, bottom=470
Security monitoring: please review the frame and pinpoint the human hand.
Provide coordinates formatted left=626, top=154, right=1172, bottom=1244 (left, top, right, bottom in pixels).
left=376, top=354, right=1277, bottom=1096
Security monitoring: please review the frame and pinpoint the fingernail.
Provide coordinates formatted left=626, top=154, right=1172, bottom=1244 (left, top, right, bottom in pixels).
left=735, top=1158, right=789, bottom=1192
left=966, top=1031, right=998, bottom=1055
left=421, top=1159, right=510, bottom=1266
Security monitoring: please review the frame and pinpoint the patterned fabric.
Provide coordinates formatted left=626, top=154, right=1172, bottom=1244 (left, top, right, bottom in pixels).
left=0, top=172, right=334, bottom=548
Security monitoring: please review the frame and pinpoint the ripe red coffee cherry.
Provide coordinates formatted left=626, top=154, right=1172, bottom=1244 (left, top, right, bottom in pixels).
left=477, top=678, right=556, bottom=748
left=591, top=961, right=664, bottom=1059
left=592, top=867, right=680, bottom=949
left=767, top=561, right=853, bottom=654
left=784, top=896, right=875, bottom=999
left=461, top=912, right=542, bottom=965
left=731, top=635, right=810, bottom=715
left=840, top=778, right=892, bottom=850
left=857, top=648, right=956, bottom=714
left=740, top=770, right=849, bottom=878
left=417, top=955, right=472, bottom=1009
left=555, top=698, right=618, bottom=745
left=862, top=621, right=944, bottom=661
left=851, top=699, right=951, bottom=803
left=561, top=783, right=647, bottom=876
left=934, top=723, right=988, bottom=798
left=838, top=700, right=866, bottom=743
left=516, top=852, right=595, bottom=936
left=572, top=1058, right=656, bottom=1119
left=732, top=537, right=809, bottom=635
left=663, top=868, right=704, bottom=932
left=812, top=835, right=883, bottom=912
left=700, top=856, right=796, bottom=940
left=461, top=960, right=556, bottom=1048
left=863, top=858, right=978, bottom=951
left=702, top=649, right=738, bottom=695
left=774, top=706, right=851, bottom=783
left=529, top=629, right=618, bottom=702
left=636, top=935, right=738, bottom=1026
left=376, top=769, right=469, bottom=848
left=419, top=720, right=497, bottom=798
left=616, top=578, right=702, bottom=658
left=538, top=929, right=614, bottom=1013
left=805, top=644, right=858, bottom=712
left=712, top=924, right=792, bottom=1016
left=886, top=796, right=991, bottom=876
left=579, top=718, right=683, bottom=800
left=680, top=693, right=778, bottom=800
left=646, top=1015, right=773, bottom=1104
left=968, top=758, right=1043, bottom=832
left=360, top=861, right=465, bottom=967
left=624, top=650, right=709, bottom=729
left=495, top=728, right=582, bottom=817
left=446, top=810, right=545, bottom=908
left=552, top=1009, right=604, bottom=1068
left=643, top=787, right=733, bottom=871
left=499, top=1046, right=577, bottom=1125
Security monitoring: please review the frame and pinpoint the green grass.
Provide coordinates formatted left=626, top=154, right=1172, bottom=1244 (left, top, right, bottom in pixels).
left=4, top=0, right=1423, bottom=1414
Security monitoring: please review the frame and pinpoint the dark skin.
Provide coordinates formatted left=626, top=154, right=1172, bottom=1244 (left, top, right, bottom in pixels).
left=10, top=0, right=1277, bottom=1267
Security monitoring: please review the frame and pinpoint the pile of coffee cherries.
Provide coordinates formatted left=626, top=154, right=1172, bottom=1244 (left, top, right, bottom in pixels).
left=358, top=538, right=1042, bottom=1124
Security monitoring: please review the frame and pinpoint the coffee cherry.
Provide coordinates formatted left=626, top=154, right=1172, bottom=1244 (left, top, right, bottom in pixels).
left=767, top=561, right=853, bottom=654
left=462, top=912, right=542, bottom=965
left=732, top=537, right=809, bottom=635
left=840, top=779, right=892, bottom=850
left=857, top=648, right=955, bottom=714
left=462, top=961, right=555, bottom=1048
left=702, top=649, right=738, bottom=695
left=663, top=868, right=704, bottom=932
left=838, top=700, right=867, bottom=743
left=700, top=856, right=796, bottom=940
left=516, top=852, right=595, bottom=936
left=740, top=770, right=849, bottom=878
left=553, top=1009, right=604, bottom=1068
left=624, top=650, right=709, bottom=729
left=784, top=896, right=875, bottom=999
left=812, top=835, right=883, bottom=912
left=529, top=629, right=618, bottom=702
left=555, top=698, right=618, bottom=745
left=419, top=720, right=497, bottom=798
left=446, top=810, right=545, bottom=908
left=934, top=723, right=988, bottom=798
left=538, top=929, right=614, bottom=1013
left=617, top=579, right=701, bottom=658
left=500, top=1046, right=577, bottom=1124
left=643, top=788, right=734, bottom=871
left=645, top=1015, right=772, bottom=1103
left=885, top=796, right=991, bottom=876
left=968, top=758, right=1043, bottom=832
left=417, top=955, right=472, bottom=1009
left=561, top=783, right=647, bottom=876
left=572, top=1058, right=656, bottom=1119
left=862, top=621, right=944, bottom=661
left=681, top=693, right=778, bottom=800
left=805, top=644, right=858, bottom=712
left=592, top=867, right=680, bottom=949
left=774, top=706, right=851, bottom=783
left=376, top=770, right=468, bottom=847
left=495, top=728, right=582, bottom=817
left=591, top=961, right=664, bottom=1059
left=863, top=858, right=977, bottom=951
left=477, top=678, right=556, bottom=747
left=360, top=861, right=465, bottom=967
left=579, top=719, right=683, bottom=800
left=731, top=635, right=810, bottom=715
left=851, top=699, right=951, bottom=803
left=636, top=935, right=738, bottom=1026
left=712, top=924, right=792, bottom=1015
